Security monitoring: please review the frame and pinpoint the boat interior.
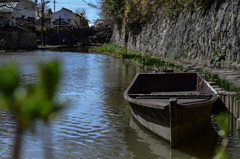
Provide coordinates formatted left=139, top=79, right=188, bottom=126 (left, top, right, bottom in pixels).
left=127, top=73, right=214, bottom=106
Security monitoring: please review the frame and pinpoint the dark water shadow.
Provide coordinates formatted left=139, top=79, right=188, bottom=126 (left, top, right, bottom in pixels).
left=128, top=117, right=218, bottom=159
left=176, top=121, right=218, bottom=159
left=49, top=47, right=90, bottom=53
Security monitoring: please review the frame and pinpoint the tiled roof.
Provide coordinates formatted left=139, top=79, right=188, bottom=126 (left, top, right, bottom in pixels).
left=0, top=2, right=18, bottom=13
left=62, top=7, right=73, bottom=13
left=54, top=7, right=73, bottom=14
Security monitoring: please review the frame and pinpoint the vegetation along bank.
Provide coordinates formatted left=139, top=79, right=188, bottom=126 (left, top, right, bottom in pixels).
left=96, top=0, right=240, bottom=109
left=91, top=44, right=240, bottom=106
left=100, top=0, right=240, bottom=70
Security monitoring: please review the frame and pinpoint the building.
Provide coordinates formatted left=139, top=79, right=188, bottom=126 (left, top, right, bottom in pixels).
left=50, top=7, right=89, bottom=28
left=51, top=7, right=75, bottom=27
left=0, top=0, right=36, bottom=28
left=89, top=19, right=104, bottom=28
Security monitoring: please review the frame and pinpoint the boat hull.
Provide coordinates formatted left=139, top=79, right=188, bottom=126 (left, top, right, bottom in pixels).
left=129, top=101, right=213, bottom=146
left=129, top=102, right=170, bottom=141
left=124, top=72, right=218, bottom=146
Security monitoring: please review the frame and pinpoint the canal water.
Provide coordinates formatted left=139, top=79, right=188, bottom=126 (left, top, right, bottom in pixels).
left=0, top=50, right=239, bottom=159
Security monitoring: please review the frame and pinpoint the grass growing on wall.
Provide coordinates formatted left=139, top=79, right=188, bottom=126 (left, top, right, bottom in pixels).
left=91, top=44, right=178, bottom=70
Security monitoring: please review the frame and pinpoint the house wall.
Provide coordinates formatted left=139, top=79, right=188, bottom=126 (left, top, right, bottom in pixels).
left=14, top=2, right=36, bottom=20
left=51, top=9, right=74, bottom=27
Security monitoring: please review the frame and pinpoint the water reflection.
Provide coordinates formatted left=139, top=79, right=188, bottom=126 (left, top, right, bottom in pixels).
left=127, top=118, right=217, bottom=159
left=0, top=50, right=237, bottom=159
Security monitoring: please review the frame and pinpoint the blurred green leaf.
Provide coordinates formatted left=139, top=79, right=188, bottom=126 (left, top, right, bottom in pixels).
left=39, top=60, right=60, bottom=99
left=215, top=112, right=229, bottom=137
left=214, top=145, right=228, bottom=159
left=0, top=64, right=19, bottom=96
left=0, top=60, right=63, bottom=129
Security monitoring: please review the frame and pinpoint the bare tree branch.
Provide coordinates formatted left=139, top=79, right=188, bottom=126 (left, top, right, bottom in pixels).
left=82, top=0, right=100, bottom=9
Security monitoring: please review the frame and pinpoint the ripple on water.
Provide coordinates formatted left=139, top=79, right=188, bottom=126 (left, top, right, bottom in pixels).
left=0, top=51, right=229, bottom=159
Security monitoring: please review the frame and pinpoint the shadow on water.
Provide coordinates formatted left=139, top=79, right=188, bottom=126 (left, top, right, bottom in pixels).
left=49, top=47, right=90, bottom=53
left=176, top=120, right=218, bottom=159
left=126, top=117, right=218, bottom=159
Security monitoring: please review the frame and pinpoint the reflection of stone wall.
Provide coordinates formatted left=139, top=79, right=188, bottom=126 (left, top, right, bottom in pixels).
left=0, top=32, right=37, bottom=50
left=112, top=1, right=240, bottom=69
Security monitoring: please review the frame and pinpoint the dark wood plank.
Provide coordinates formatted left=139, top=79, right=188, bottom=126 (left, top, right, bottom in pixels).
left=130, top=94, right=212, bottom=99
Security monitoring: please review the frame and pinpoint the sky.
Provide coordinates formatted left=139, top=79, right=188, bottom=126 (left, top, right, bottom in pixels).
left=48, top=0, right=100, bottom=22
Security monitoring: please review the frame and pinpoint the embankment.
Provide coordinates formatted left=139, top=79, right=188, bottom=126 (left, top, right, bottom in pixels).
left=111, top=0, right=240, bottom=70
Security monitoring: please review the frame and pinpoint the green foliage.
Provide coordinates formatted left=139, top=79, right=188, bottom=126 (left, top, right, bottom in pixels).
left=214, top=112, right=229, bottom=159
left=98, top=0, right=214, bottom=26
left=36, top=27, right=48, bottom=36
left=91, top=44, right=176, bottom=70
left=236, top=94, right=240, bottom=101
left=0, top=60, right=62, bottom=129
left=0, top=65, right=19, bottom=96
left=210, top=49, right=226, bottom=68
left=100, top=0, right=126, bottom=25
left=39, top=61, right=60, bottom=100
left=73, top=10, right=89, bottom=28
left=94, top=44, right=240, bottom=102
left=214, top=146, right=228, bottom=159
left=161, top=0, right=213, bottom=21
left=124, top=0, right=161, bottom=27
left=215, top=112, right=229, bottom=137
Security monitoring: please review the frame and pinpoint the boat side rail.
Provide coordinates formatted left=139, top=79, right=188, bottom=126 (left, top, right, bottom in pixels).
left=128, top=94, right=213, bottom=100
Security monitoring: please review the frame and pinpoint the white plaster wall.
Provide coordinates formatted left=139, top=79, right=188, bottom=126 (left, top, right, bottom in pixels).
left=51, top=9, right=74, bottom=27
left=14, top=2, right=36, bottom=19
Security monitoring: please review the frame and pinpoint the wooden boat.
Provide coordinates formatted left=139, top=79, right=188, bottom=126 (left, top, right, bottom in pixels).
left=124, top=72, right=218, bottom=147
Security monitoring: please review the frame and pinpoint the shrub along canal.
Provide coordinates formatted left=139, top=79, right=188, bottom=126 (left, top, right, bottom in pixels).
left=0, top=50, right=240, bottom=158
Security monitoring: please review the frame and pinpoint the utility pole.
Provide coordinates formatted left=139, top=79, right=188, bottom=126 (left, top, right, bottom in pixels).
left=41, top=0, right=45, bottom=46
left=54, top=0, right=55, bottom=12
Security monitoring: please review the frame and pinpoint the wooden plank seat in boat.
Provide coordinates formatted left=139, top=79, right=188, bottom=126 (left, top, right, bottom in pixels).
left=151, top=91, right=199, bottom=95
left=136, top=98, right=209, bottom=106
left=128, top=92, right=212, bottom=109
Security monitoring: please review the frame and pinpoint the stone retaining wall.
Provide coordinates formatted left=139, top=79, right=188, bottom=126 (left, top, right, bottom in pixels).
left=111, top=0, right=240, bottom=70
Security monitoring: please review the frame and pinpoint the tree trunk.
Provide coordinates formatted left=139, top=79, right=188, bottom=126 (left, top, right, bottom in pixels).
left=13, top=124, right=23, bottom=159
left=41, top=1, right=45, bottom=46
left=43, top=122, right=54, bottom=159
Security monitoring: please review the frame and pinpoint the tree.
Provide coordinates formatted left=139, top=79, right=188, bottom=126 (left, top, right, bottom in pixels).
left=38, top=0, right=50, bottom=46
left=73, top=8, right=89, bottom=28
left=83, top=0, right=126, bottom=26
